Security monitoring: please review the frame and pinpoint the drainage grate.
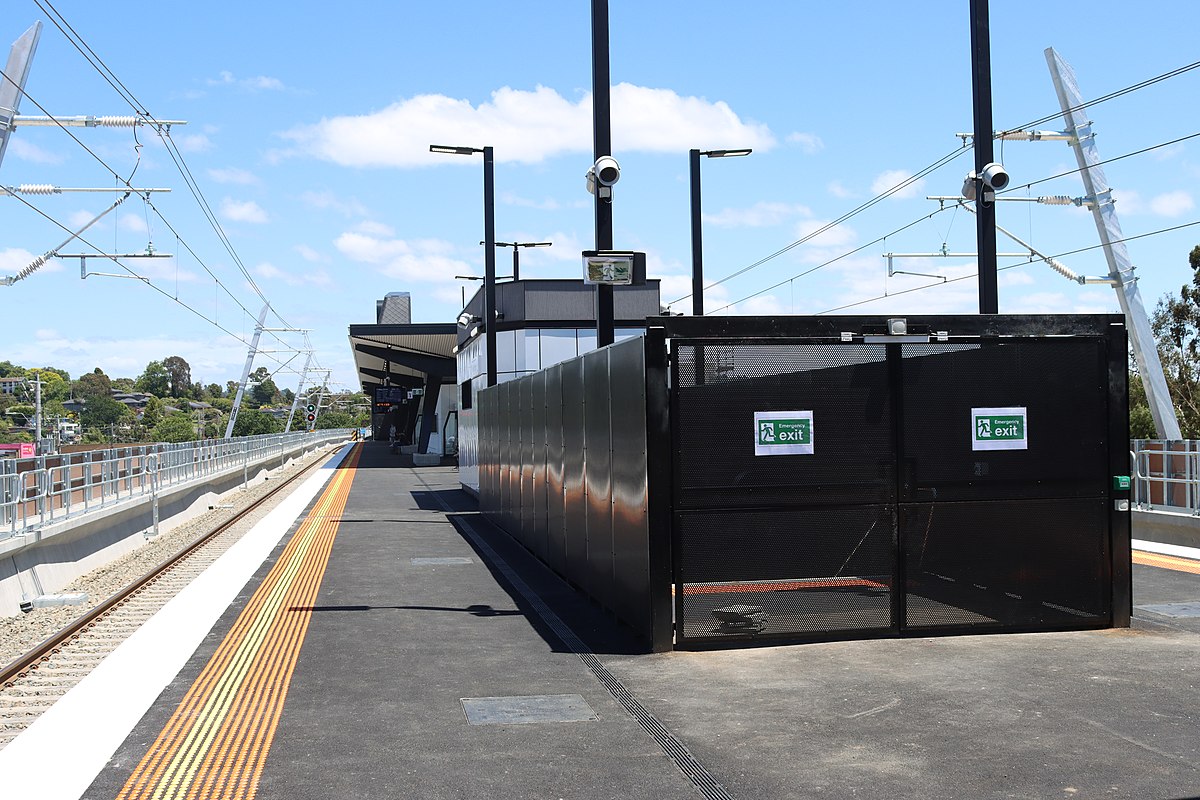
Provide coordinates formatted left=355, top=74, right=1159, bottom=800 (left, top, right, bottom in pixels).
left=410, top=557, right=473, bottom=565
left=1137, top=602, right=1200, bottom=618
left=461, top=694, right=598, bottom=725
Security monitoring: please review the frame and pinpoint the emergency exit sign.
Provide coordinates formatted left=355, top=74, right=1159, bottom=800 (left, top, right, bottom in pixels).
left=971, top=407, right=1028, bottom=451
left=754, top=411, right=814, bottom=456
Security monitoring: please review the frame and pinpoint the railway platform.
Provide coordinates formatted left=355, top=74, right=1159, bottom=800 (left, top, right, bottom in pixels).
left=2, top=440, right=1200, bottom=799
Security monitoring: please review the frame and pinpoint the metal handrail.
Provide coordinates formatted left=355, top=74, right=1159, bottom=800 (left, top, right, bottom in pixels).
left=1130, top=439, right=1200, bottom=516
left=0, top=430, right=349, bottom=538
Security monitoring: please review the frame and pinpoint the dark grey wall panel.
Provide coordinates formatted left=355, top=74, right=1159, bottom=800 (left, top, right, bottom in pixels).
left=544, top=364, right=567, bottom=573
left=561, top=357, right=587, bottom=587
left=583, top=348, right=614, bottom=602
left=531, top=370, right=548, bottom=562
left=519, top=377, right=534, bottom=548
left=608, top=338, right=650, bottom=627
left=499, top=381, right=513, bottom=531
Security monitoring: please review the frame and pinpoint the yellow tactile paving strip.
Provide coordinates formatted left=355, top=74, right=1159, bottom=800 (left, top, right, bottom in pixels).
left=1132, top=549, right=1200, bottom=576
left=115, top=445, right=360, bottom=800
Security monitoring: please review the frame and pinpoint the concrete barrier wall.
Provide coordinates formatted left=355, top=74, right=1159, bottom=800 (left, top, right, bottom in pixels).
left=0, top=438, right=336, bottom=617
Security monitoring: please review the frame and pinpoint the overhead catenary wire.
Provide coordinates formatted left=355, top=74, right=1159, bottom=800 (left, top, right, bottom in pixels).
left=684, top=57, right=1200, bottom=310
left=713, top=125, right=1200, bottom=313
left=816, top=218, right=1200, bottom=315
left=0, top=32, right=299, bottom=356
left=32, top=0, right=288, bottom=329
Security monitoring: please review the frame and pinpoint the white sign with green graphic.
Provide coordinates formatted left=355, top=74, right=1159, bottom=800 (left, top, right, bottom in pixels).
left=971, top=406, right=1028, bottom=451
left=754, top=410, right=814, bottom=456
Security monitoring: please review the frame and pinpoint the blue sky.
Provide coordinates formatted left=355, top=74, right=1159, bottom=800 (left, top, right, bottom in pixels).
left=3, top=1, right=1199, bottom=391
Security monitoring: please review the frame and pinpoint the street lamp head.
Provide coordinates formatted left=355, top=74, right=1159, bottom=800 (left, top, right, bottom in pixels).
left=701, top=148, right=753, bottom=158
left=429, top=144, right=484, bottom=156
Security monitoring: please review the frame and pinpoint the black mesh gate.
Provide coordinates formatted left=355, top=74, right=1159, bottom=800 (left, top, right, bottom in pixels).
left=670, top=327, right=1121, bottom=647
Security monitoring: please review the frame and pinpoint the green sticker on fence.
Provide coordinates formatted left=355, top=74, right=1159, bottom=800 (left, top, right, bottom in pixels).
left=754, top=411, right=814, bottom=456
left=971, top=407, right=1028, bottom=451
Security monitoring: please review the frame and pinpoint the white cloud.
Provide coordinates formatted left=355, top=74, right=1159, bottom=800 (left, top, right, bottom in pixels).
left=704, top=202, right=810, bottom=228
left=0, top=246, right=61, bottom=278
left=279, top=82, right=776, bottom=167
left=786, top=132, right=824, bottom=154
left=207, top=167, right=260, bottom=185
left=334, top=232, right=472, bottom=284
left=795, top=219, right=857, bottom=251
left=220, top=198, right=269, bottom=223
left=119, top=213, right=148, bottom=234
left=871, top=169, right=926, bottom=199
left=294, top=244, right=322, bottom=262
left=353, top=220, right=395, bottom=237
left=7, top=138, right=65, bottom=164
left=6, top=334, right=248, bottom=383
left=828, top=180, right=855, bottom=199
left=176, top=133, right=213, bottom=153
left=254, top=261, right=331, bottom=287
left=501, top=191, right=560, bottom=211
left=1150, top=190, right=1194, bottom=218
left=1111, top=189, right=1142, bottom=215
left=208, top=71, right=287, bottom=92
left=300, top=190, right=368, bottom=218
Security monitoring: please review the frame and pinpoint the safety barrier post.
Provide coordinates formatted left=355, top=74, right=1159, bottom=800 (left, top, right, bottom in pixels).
left=147, top=453, right=160, bottom=538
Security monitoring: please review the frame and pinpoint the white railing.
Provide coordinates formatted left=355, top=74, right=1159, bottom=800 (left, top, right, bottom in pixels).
left=1130, top=439, right=1200, bottom=515
left=0, top=430, right=349, bottom=538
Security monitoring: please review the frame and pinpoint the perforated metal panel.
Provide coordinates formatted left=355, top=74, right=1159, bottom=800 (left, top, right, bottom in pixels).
left=672, top=342, right=894, bottom=509
left=676, top=506, right=894, bottom=641
left=670, top=334, right=1116, bottom=647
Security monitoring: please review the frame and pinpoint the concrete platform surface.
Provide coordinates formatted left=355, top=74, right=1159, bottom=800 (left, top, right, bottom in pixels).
left=18, top=441, right=1200, bottom=799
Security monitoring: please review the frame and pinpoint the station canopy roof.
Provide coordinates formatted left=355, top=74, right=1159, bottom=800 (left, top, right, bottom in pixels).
left=347, top=322, right=457, bottom=396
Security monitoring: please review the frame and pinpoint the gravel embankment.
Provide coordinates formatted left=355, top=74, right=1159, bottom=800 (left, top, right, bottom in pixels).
left=0, top=444, right=342, bottom=669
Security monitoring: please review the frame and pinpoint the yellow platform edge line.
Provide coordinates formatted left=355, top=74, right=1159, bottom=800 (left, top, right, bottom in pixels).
left=116, top=445, right=360, bottom=800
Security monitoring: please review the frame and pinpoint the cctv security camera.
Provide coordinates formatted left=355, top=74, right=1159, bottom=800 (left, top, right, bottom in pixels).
left=979, top=162, right=1009, bottom=191
left=593, top=156, right=621, bottom=186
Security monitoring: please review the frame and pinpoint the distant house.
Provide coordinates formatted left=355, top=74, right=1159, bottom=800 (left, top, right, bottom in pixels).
left=0, top=376, right=24, bottom=396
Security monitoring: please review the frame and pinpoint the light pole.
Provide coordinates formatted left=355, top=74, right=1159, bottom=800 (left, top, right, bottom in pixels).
left=431, top=144, right=497, bottom=387
left=480, top=240, right=552, bottom=281
left=689, top=148, right=752, bottom=316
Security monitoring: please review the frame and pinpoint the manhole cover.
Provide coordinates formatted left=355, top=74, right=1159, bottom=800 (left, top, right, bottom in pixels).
left=461, top=694, right=598, bottom=725
left=1137, top=602, right=1200, bottom=618
left=410, top=557, right=473, bottom=565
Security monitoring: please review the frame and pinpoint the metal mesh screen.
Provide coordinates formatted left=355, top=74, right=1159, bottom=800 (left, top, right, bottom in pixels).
left=672, top=342, right=894, bottom=508
left=676, top=506, right=894, bottom=641
left=903, top=498, right=1109, bottom=629
left=900, top=341, right=1108, bottom=501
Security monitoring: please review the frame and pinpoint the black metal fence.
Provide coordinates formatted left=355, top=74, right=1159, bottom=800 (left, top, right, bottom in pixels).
left=476, top=315, right=1130, bottom=651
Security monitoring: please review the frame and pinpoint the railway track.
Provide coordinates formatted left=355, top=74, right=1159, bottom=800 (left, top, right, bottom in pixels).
left=0, top=445, right=340, bottom=749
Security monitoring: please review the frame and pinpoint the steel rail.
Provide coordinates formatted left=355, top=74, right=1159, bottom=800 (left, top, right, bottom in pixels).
left=0, top=445, right=338, bottom=686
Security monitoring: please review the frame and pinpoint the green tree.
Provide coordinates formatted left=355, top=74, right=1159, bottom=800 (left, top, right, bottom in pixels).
left=211, top=397, right=233, bottom=413
left=163, top=356, right=192, bottom=398
left=37, top=370, right=70, bottom=402
left=226, top=380, right=239, bottom=397
left=251, top=377, right=279, bottom=407
left=314, top=409, right=357, bottom=430
left=232, top=408, right=283, bottom=437
left=0, top=361, right=24, bottom=378
left=152, top=413, right=198, bottom=443
left=141, top=396, right=166, bottom=428
left=75, top=368, right=112, bottom=400
left=81, top=395, right=129, bottom=430
left=206, top=383, right=224, bottom=399
left=1145, top=244, right=1200, bottom=437
left=136, top=361, right=171, bottom=397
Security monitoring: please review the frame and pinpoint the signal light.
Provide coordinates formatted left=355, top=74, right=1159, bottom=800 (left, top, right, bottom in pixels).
left=307, top=413, right=316, bottom=422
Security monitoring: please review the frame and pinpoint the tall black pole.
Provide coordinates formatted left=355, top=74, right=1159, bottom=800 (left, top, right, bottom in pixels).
left=512, top=246, right=520, bottom=282
left=970, top=0, right=998, bottom=314
left=483, top=145, right=497, bottom=386
left=592, top=0, right=614, bottom=347
left=689, top=148, right=704, bottom=316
